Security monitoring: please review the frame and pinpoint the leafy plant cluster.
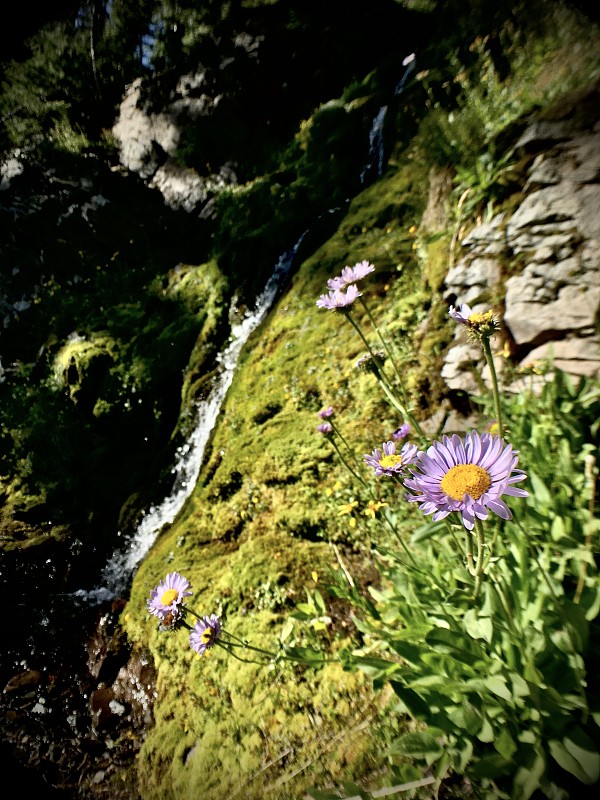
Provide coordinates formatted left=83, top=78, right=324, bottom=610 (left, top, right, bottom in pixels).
left=293, top=281, right=600, bottom=800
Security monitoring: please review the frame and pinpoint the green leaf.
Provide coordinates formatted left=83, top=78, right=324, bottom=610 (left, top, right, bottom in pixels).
left=560, top=598, right=589, bottom=650
left=388, top=640, right=426, bottom=664
left=494, top=727, right=517, bottom=761
left=513, top=751, right=546, bottom=800
left=296, top=602, right=315, bottom=615
left=425, top=628, right=483, bottom=665
left=483, top=675, right=513, bottom=702
left=283, top=646, right=325, bottom=666
left=279, top=619, right=294, bottom=642
left=528, top=470, right=552, bottom=506
left=390, top=731, right=443, bottom=761
left=389, top=683, right=431, bottom=719
left=314, top=589, right=327, bottom=615
left=448, top=702, right=482, bottom=736
left=550, top=728, right=600, bottom=784
left=305, top=790, right=344, bottom=800
left=463, top=609, right=493, bottom=643
left=410, top=519, right=447, bottom=543
left=468, top=752, right=511, bottom=779
left=477, top=717, right=495, bottom=743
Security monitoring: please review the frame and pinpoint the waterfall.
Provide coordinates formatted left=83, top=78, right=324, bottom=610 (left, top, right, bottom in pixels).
left=359, top=52, right=416, bottom=185
left=75, top=230, right=307, bottom=605
left=359, top=105, right=388, bottom=184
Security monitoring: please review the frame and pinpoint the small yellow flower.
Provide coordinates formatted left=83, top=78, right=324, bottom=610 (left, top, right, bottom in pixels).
left=311, top=571, right=318, bottom=583
left=338, top=500, right=359, bottom=516
left=408, top=225, right=417, bottom=234
left=363, top=500, right=388, bottom=518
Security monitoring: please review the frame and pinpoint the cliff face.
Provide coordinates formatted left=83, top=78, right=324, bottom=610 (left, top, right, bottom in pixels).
left=442, top=83, right=600, bottom=396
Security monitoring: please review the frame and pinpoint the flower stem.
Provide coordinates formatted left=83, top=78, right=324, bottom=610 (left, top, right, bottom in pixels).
left=330, top=420, right=363, bottom=471
left=344, top=311, right=428, bottom=443
left=359, top=296, right=407, bottom=401
left=574, top=453, right=596, bottom=604
left=481, top=336, right=504, bottom=438
left=329, top=437, right=369, bottom=490
left=471, top=518, right=487, bottom=599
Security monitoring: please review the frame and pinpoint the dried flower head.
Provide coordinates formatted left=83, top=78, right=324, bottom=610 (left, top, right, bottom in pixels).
left=355, top=351, right=386, bottom=373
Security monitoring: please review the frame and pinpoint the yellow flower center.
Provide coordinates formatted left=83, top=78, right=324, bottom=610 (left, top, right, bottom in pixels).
left=160, top=588, right=179, bottom=606
left=201, top=627, right=216, bottom=645
left=468, top=311, right=494, bottom=326
left=440, top=464, right=492, bottom=501
left=379, top=454, right=403, bottom=469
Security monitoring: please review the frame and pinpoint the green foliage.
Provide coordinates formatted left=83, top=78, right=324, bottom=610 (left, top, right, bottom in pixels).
left=411, top=2, right=600, bottom=224
left=302, top=346, right=599, bottom=799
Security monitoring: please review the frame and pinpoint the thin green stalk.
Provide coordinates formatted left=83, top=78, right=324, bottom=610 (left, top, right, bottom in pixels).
left=481, top=336, right=504, bottom=438
left=359, top=295, right=407, bottom=402
left=344, top=310, right=428, bottom=442
left=220, top=636, right=336, bottom=665
left=574, top=453, right=596, bottom=604
left=330, top=420, right=363, bottom=471
left=329, top=436, right=369, bottom=490
left=465, top=528, right=476, bottom=576
left=471, top=518, right=487, bottom=599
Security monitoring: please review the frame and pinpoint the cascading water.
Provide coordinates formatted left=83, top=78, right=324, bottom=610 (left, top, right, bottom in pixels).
left=359, top=53, right=416, bottom=185
left=0, top=68, right=408, bottom=794
left=75, top=230, right=307, bottom=605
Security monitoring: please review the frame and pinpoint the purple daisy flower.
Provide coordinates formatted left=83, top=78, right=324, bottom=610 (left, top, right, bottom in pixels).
left=392, top=423, right=411, bottom=441
left=190, top=614, right=222, bottom=655
left=448, top=303, right=473, bottom=325
left=364, top=440, right=418, bottom=477
left=316, top=284, right=362, bottom=310
left=318, top=406, right=334, bottom=419
left=449, top=303, right=500, bottom=338
left=317, top=422, right=333, bottom=436
left=403, top=430, right=528, bottom=530
left=147, top=572, right=192, bottom=621
left=327, top=260, right=375, bottom=290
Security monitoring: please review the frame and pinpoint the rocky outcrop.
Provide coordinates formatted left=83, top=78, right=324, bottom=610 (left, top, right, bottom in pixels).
left=112, top=76, right=237, bottom=212
left=442, top=86, right=600, bottom=394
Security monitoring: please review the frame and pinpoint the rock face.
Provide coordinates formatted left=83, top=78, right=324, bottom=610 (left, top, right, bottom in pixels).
left=113, top=76, right=237, bottom=212
left=442, top=86, right=600, bottom=394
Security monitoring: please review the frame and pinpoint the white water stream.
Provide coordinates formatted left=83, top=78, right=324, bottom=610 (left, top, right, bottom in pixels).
left=76, top=231, right=306, bottom=604
left=75, top=55, right=418, bottom=606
